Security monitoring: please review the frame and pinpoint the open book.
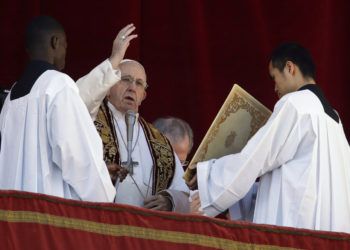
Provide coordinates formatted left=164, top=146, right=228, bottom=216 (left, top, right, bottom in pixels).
left=183, top=84, right=272, bottom=182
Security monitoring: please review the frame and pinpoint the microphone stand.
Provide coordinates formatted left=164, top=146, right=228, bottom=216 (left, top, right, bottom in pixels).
left=122, top=110, right=138, bottom=175
left=114, top=110, right=139, bottom=202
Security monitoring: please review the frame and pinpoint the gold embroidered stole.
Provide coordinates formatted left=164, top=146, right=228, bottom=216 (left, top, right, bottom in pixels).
left=94, top=100, right=121, bottom=165
left=138, top=117, right=175, bottom=194
left=94, top=100, right=176, bottom=194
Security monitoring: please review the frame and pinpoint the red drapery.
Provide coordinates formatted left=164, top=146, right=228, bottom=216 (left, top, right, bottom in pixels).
left=1, top=0, right=350, bottom=150
left=1, top=190, right=350, bottom=249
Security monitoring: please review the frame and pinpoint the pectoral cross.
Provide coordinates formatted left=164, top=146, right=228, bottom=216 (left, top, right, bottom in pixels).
left=121, top=160, right=139, bottom=175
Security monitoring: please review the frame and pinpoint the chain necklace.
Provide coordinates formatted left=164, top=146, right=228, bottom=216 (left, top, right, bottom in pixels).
left=128, top=169, right=153, bottom=200
left=113, top=115, right=152, bottom=200
left=113, top=116, right=140, bottom=153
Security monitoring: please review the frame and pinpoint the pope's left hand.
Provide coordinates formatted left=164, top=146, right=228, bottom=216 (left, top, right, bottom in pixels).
left=143, top=194, right=172, bottom=211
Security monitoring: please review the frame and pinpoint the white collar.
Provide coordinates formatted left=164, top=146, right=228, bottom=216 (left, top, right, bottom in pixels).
left=107, top=101, right=139, bottom=122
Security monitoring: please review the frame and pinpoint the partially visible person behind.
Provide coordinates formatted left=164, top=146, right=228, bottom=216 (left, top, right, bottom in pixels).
left=187, top=42, right=350, bottom=233
left=77, top=59, right=190, bottom=213
left=153, top=116, right=193, bottom=168
left=151, top=116, right=258, bottom=221
left=0, top=16, right=134, bottom=202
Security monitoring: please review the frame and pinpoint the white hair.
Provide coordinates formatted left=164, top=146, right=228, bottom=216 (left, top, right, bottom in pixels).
left=120, top=59, right=145, bottom=72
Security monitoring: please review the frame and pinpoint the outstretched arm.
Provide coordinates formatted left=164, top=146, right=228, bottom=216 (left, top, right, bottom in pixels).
left=76, top=24, right=137, bottom=120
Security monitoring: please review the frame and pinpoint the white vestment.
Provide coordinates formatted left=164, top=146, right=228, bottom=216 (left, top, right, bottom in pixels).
left=108, top=103, right=189, bottom=209
left=76, top=60, right=190, bottom=212
left=0, top=69, right=115, bottom=202
left=76, top=59, right=121, bottom=120
left=197, top=89, right=350, bottom=233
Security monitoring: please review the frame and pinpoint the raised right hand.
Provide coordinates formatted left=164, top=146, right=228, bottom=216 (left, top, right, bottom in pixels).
left=109, top=23, right=138, bottom=69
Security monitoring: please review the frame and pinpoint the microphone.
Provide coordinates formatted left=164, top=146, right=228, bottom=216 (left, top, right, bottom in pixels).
left=125, top=110, right=137, bottom=167
left=115, top=110, right=137, bottom=194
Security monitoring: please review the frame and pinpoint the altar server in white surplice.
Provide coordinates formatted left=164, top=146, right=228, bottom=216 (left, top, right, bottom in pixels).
left=0, top=16, right=136, bottom=202
left=187, top=43, right=350, bottom=233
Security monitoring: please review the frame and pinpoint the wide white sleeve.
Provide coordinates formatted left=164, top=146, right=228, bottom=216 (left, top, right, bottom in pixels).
left=47, top=77, right=116, bottom=202
left=76, top=59, right=121, bottom=120
left=198, top=98, right=309, bottom=217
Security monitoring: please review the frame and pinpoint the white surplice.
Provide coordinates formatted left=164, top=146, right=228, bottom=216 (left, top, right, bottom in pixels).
left=108, top=103, right=189, bottom=208
left=197, top=89, right=350, bottom=233
left=0, top=70, right=116, bottom=202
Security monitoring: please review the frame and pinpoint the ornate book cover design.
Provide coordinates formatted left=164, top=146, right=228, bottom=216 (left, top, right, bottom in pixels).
left=184, top=84, right=272, bottom=182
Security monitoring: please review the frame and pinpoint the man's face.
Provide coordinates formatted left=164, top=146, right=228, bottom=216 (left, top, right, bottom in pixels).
left=54, top=31, right=67, bottom=70
left=268, top=61, right=296, bottom=99
left=108, top=61, right=147, bottom=113
left=169, top=134, right=191, bottom=165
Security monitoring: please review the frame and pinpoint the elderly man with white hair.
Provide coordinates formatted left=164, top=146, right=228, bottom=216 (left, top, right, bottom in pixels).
left=77, top=52, right=189, bottom=212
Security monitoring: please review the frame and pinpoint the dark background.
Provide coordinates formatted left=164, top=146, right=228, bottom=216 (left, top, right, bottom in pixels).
left=1, top=0, right=349, bottom=153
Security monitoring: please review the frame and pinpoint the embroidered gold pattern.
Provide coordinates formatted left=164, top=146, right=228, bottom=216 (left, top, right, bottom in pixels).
left=94, top=100, right=175, bottom=194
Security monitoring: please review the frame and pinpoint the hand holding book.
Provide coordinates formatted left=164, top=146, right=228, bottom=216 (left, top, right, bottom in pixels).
left=184, top=163, right=197, bottom=190
left=183, top=84, right=271, bottom=183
